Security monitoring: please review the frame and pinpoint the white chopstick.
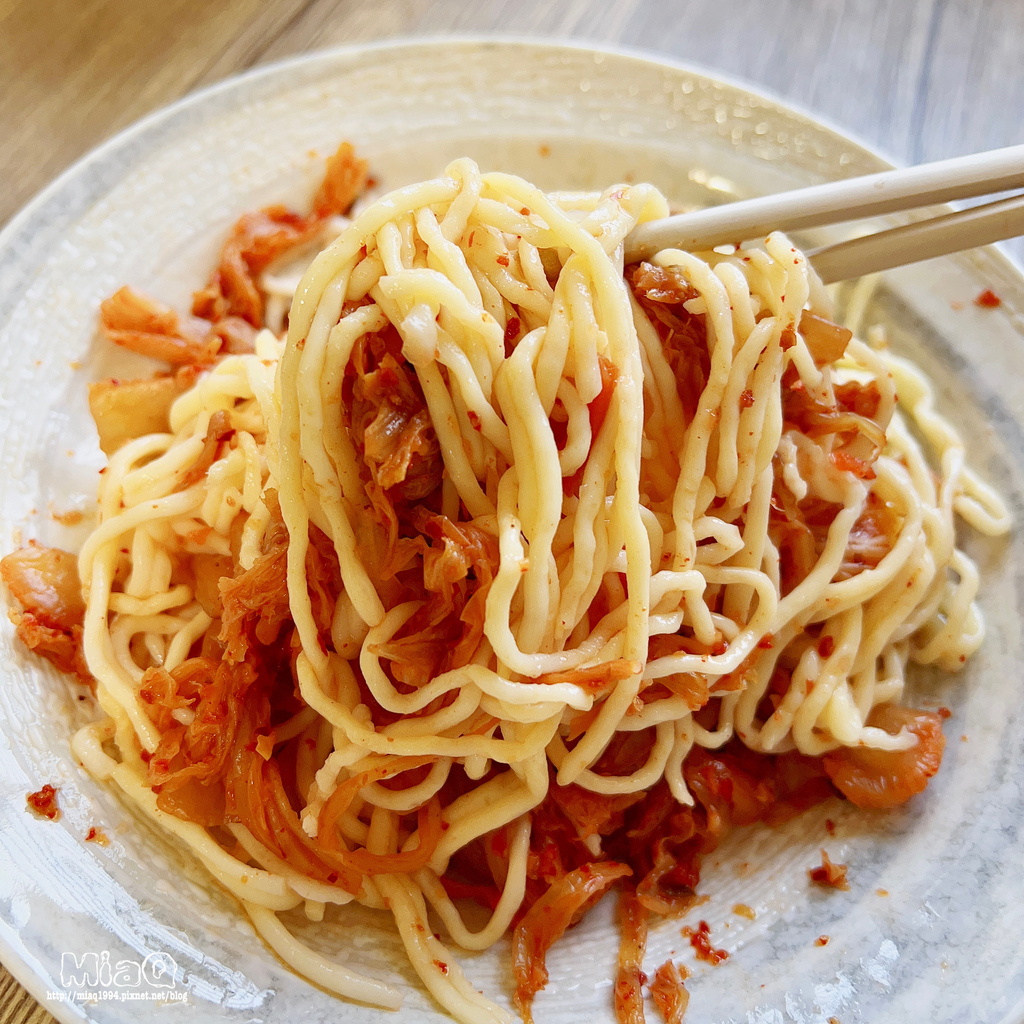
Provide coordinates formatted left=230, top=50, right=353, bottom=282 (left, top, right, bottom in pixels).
left=623, top=143, right=1024, bottom=265
left=807, top=192, right=1024, bottom=284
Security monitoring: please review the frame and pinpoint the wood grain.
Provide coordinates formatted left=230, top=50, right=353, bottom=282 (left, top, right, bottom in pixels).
left=1, top=0, right=1022, bottom=1019
left=3, top=0, right=1023, bottom=232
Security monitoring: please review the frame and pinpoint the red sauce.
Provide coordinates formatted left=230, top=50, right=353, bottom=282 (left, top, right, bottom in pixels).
left=26, top=784, right=61, bottom=821
left=504, top=315, right=521, bottom=354
left=681, top=920, right=728, bottom=965
left=974, top=289, right=1001, bottom=308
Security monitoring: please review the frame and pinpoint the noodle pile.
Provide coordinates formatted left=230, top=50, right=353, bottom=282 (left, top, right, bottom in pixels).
left=1, top=147, right=1011, bottom=1024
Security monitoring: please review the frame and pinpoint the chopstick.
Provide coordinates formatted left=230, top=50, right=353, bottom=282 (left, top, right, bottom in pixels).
left=623, top=143, right=1024, bottom=273
left=807, top=192, right=1024, bottom=284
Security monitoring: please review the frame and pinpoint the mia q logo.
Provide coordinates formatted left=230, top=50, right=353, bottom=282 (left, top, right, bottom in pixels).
left=60, top=951, right=178, bottom=989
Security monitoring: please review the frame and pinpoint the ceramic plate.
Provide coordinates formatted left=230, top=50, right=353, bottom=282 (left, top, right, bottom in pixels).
left=1, top=38, right=1022, bottom=1024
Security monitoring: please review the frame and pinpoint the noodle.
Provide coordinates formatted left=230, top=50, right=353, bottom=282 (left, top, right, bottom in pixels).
left=1, top=147, right=1011, bottom=1024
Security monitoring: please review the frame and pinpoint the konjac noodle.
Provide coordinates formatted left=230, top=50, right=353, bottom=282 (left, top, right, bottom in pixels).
left=1, top=143, right=1010, bottom=1024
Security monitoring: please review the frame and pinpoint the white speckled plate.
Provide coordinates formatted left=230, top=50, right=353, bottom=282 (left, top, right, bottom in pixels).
left=1, top=38, right=1023, bottom=1024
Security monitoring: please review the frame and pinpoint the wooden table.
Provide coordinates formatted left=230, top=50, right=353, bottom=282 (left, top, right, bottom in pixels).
left=1, top=0, right=1022, bottom=1019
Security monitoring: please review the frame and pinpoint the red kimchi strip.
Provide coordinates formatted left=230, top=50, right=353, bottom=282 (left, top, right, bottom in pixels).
left=548, top=783, right=645, bottom=843
left=317, top=756, right=441, bottom=880
left=629, top=262, right=709, bottom=422
left=513, top=861, right=632, bottom=1024
left=650, top=960, right=690, bottom=1024
left=798, top=310, right=852, bottom=366
left=311, top=141, right=369, bottom=219
left=834, top=492, right=899, bottom=581
left=233, top=745, right=365, bottom=894
left=345, top=798, right=443, bottom=876
left=193, top=142, right=368, bottom=327
left=141, top=656, right=254, bottom=825
left=1, top=545, right=91, bottom=684
left=192, top=207, right=320, bottom=327
left=349, top=330, right=443, bottom=502
left=614, top=890, right=649, bottom=1024
left=561, top=354, right=620, bottom=495
left=218, top=514, right=290, bottom=662
left=535, top=658, right=641, bottom=695
left=100, top=286, right=220, bottom=366
left=179, top=410, right=234, bottom=488
left=823, top=704, right=945, bottom=809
